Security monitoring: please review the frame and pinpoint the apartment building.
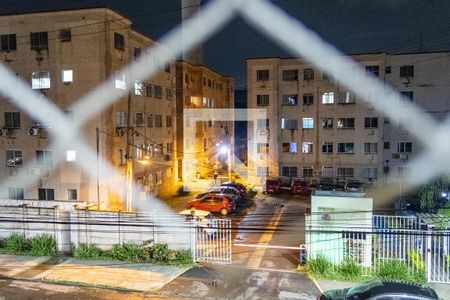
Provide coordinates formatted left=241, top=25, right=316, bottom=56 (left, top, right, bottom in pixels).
left=247, top=52, right=450, bottom=185
left=0, top=8, right=176, bottom=209
left=175, top=61, right=234, bottom=181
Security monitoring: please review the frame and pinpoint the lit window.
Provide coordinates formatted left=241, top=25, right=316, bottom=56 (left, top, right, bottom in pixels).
left=115, top=72, right=126, bottom=89
left=32, top=71, right=50, bottom=89
left=302, top=142, right=313, bottom=153
left=134, top=80, right=143, bottom=95
left=6, top=150, right=22, bottom=166
left=282, top=142, right=298, bottom=153
left=322, top=118, right=333, bottom=128
left=322, top=92, right=334, bottom=104
left=62, top=70, right=73, bottom=83
left=281, top=95, right=298, bottom=105
left=302, top=117, right=314, bottom=129
left=66, top=150, right=76, bottom=162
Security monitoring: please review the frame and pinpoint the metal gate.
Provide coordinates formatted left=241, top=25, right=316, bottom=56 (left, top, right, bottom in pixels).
left=193, top=218, right=232, bottom=264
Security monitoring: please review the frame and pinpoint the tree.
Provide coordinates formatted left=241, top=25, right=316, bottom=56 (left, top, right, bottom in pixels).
left=418, top=175, right=450, bottom=210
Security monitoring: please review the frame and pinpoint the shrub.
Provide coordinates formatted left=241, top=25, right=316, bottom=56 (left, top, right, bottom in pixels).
left=74, top=244, right=105, bottom=260
left=175, top=249, right=193, bottom=265
left=409, top=250, right=425, bottom=271
left=4, top=233, right=30, bottom=254
left=151, top=243, right=170, bottom=263
left=377, top=260, right=411, bottom=281
left=0, top=237, right=5, bottom=248
left=30, top=234, right=57, bottom=256
left=107, top=243, right=148, bottom=262
left=307, top=254, right=332, bottom=276
left=337, top=260, right=362, bottom=281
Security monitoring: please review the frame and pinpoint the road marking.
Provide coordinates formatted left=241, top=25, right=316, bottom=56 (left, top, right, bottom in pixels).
left=311, top=277, right=324, bottom=294
left=246, top=205, right=286, bottom=269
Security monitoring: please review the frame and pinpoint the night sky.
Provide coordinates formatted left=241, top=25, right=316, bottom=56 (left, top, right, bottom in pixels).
left=1, top=0, right=450, bottom=89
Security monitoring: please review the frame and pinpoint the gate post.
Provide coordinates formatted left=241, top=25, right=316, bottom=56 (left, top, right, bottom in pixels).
left=425, top=230, right=432, bottom=282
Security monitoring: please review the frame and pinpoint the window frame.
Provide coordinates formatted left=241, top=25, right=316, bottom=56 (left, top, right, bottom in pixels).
left=36, top=150, right=53, bottom=166
left=31, top=71, right=51, bottom=89
left=322, top=142, right=333, bottom=153
left=6, top=149, right=22, bottom=166
left=281, top=94, right=298, bottom=106
left=114, top=32, right=125, bottom=51
left=398, top=141, right=412, bottom=153
left=322, top=92, right=334, bottom=104
left=4, top=112, right=20, bottom=128
left=256, top=94, right=269, bottom=106
left=30, top=32, right=48, bottom=51
left=302, top=117, right=314, bottom=129
left=303, top=93, right=314, bottom=105
left=256, top=69, right=269, bottom=81
left=1, top=33, right=16, bottom=51
left=303, top=68, right=314, bottom=81
left=337, top=143, right=355, bottom=154
left=364, top=117, right=378, bottom=128
left=282, top=69, right=298, bottom=81
left=38, top=188, right=54, bottom=201
left=337, top=118, right=355, bottom=129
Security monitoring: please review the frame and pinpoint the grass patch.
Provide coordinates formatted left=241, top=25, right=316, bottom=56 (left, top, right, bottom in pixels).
left=73, top=244, right=105, bottom=260
left=307, top=254, right=333, bottom=277
left=107, top=243, right=149, bottom=262
left=3, top=233, right=31, bottom=254
left=336, top=260, right=363, bottom=281
left=30, top=234, right=57, bottom=256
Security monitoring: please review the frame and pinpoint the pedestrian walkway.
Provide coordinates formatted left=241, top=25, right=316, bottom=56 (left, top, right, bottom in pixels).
left=0, top=255, right=188, bottom=292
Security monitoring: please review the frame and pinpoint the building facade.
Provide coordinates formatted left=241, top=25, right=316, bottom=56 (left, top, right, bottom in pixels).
left=247, top=52, right=450, bottom=185
left=0, top=8, right=176, bottom=210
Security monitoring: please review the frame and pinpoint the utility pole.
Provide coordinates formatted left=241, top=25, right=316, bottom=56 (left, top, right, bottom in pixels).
left=96, top=127, right=100, bottom=209
left=125, top=85, right=133, bottom=211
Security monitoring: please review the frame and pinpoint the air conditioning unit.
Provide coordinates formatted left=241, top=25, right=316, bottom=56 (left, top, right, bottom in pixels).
left=400, top=153, right=409, bottom=160
left=28, top=128, right=39, bottom=136
left=0, top=128, right=8, bottom=137
left=116, top=127, right=126, bottom=137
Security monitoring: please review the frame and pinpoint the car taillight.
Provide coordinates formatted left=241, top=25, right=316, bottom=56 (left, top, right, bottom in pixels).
left=207, top=223, right=211, bottom=227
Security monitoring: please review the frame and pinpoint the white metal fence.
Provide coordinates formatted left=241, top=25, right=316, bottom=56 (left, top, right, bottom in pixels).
left=193, top=218, right=232, bottom=264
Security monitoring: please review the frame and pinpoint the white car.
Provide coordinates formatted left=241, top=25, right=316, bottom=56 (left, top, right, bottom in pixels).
left=179, top=209, right=218, bottom=236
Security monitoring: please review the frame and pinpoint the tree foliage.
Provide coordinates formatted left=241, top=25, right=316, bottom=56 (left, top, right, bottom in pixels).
left=418, top=175, right=450, bottom=210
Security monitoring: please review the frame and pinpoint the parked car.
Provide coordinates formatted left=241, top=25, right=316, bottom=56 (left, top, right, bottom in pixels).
left=196, top=186, right=240, bottom=207
left=291, top=179, right=310, bottom=195
left=317, top=180, right=335, bottom=191
left=179, top=209, right=218, bottom=236
left=221, top=181, right=247, bottom=198
left=318, top=280, right=439, bottom=300
left=344, top=180, right=364, bottom=192
left=186, top=194, right=234, bottom=216
left=264, top=178, right=281, bottom=194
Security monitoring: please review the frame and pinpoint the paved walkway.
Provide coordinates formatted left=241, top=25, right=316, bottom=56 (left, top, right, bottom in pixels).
left=0, top=255, right=188, bottom=293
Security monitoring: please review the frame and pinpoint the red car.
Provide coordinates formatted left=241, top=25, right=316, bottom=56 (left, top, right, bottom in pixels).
left=291, top=179, right=310, bottom=195
left=264, top=178, right=281, bottom=194
left=186, top=194, right=234, bottom=216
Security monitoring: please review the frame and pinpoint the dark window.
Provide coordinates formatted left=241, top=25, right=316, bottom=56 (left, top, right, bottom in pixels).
left=256, top=69, right=269, bottom=81
left=9, top=187, right=24, bottom=200
left=365, top=65, right=379, bottom=77
left=36, top=150, right=53, bottom=165
left=364, top=117, right=378, bottom=128
left=38, top=188, right=54, bottom=200
left=337, top=143, right=354, bottom=153
left=281, top=118, right=297, bottom=130
left=303, top=93, right=314, bottom=105
left=400, top=65, right=414, bottom=78
left=154, top=85, right=162, bottom=98
left=114, top=32, right=125, bottom=51
left=337, top=118, right=355, bottom=128
left=68, top=189, right=77, bottom=201
left=385, top=66, right=392, bottom=74
left=164, top=62, right=171, bottom=73
left=303, top=167, right=313, bottom=177
left=400, top=91, right=414, bottom=102
left=322, top=142, right=333, bottom=153
left=303, top=68, right=314, bottom=81
left=384, top=142, right=390, bottom=149
left=146, top=84, right=153, bottom=97
left=59, top=29, right=71, bottom=42
left=4, top=112, right=20, bottom=128
left=282, top=166, right=297, bottom=178
left=30, top=32, right=48, bottom=50
left=166, top=115, right=172, bottom=127
left=398, top=141, right=412, bottom=153
left=282, top=69, right=298, bottom=81
left=133, top=47, right=141, bottom=59
left=1, top=34, right=16, bottom=51
left=256, top=94, right=269, bottom=106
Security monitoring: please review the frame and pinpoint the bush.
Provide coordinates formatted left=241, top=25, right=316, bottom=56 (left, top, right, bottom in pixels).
left=307, top=254, right=333, bottom=276
left=337, top=260, right=363, bottom=281
left=74, top=244, right=105, bottom=260
left=3, top=233, right=30, bottom=254
left=0, top=237, right=4, bottom=248
left=30, top=234, right=56, bottom=256
left=107, top=243, right=148, bottom=262
left=409, top=250, right=425, bottom=271
left=151, top=243, right=170, bottom=263
left=175, top=249, right=193, bottom=265
left=377, top=260, right=411, bottom=281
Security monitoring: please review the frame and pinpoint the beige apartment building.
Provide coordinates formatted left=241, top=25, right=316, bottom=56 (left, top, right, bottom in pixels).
left=247, top=52, right=450, bottom=185
left=0, top=8, right=176, bottom=210
left=176, top=61, right=234, bottom=182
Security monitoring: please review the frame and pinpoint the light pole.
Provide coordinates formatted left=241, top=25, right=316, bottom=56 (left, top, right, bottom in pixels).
left=220, top=145, right=231, bottom=181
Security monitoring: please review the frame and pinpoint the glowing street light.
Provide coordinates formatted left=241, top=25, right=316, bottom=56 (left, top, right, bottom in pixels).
left=220, top=145, right=231, bottom=181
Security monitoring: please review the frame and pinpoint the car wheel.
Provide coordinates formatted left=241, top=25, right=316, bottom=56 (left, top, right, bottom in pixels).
left=220, top=208, right=228, bottom=216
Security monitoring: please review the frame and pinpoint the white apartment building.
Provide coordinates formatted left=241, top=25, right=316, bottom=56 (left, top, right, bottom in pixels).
left=247, top=52, right=450, bottom=185
left=0, top=8, right=176, bottom=210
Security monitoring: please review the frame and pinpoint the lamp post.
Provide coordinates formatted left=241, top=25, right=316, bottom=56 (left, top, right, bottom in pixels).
left=220, top=145, right=231, bottom=181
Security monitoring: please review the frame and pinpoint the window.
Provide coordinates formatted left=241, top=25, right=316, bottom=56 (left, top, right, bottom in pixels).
left=365, top=65, right=379, bottom=77
left=133, top=47, right=141, bottom=59
left=385, top=66, right=392, bottom=74
left=282, top=69, right=298, bottom=81
left=37, top=150, right=53, bottom=165
left=322, top=92, right=334, bottom=104
left=322, top=166, right=333, bottom=178
left=364, top=143, right=378, bottom=153
left=303, top=167, right=313, bottom=177
left=302, top=142, right=313, bottom=153
left=184, top=73, right=189, bottom=84
left=384, top=142, right=390, bottom=149
left=400, top=65, right=414, bottom=78
left=61, top=70, right=73, bottom=83
left=147, top=114, right=153, bottom=128
left=154, top=85, right=162, bottom=98
left=257, top=167, right=269, bottom=176
left=66, top=150, right=76, bottom=162
left=257, top=143, right=269, bottom=154
left=166, top=115, right=172, bottom=127
left=303, top=68, right=314, bottom=81
left=282, top=166, right=298, bottom=178
left=135, top=112, right=144, bottom=126
left=146, top=84, right=153, bottom=97
left=116, top=111, right=126, bottom=127
left=337, top=118, right=355, bottom=128
left=364, top=168, right=377, bottom=180
left=399, top=91, right=413, bottom=102
left=282, top=142, right=298, bottom=153
left=398, top=166, right=411, bottom=179
left=59, top=29, right=71, bottom=42
left=322, top=142, right=333, bottom=153
left=338, top=92, right=355, bottom=104
left=32, top=71, right=50, bottom=89
left=6, top=150, right=22, bottom=166
left=337, top=167, right=354, bottom=179
left=154, top=115, right=163, bottom=127
left=256, top=94, right=269, bottom=106
left=9, top=187, right=23, bottom=200
left=337, top=143, right=354, bottom=154
left=256, top=119, right=269, bottom=129
left=281, top=118, right=297, bottom=130
left=208, top=79, right=211, bottom=87
left=68, top=189, right=77, bottom=201
left=364, top=117, right=378, bottom=128
left=134, top=81, right=143, bottom=95
left=281, top=94, right=298, bottom=105
left=1, top=34, right=16, bottom=51
left=38, top=188, right=54, bottom=200
left=114, top=32, right=124, bottom=51
left=256, top=69, right=269, bottom=81
left=303, top=93, right=314, bottom=105
left=4, top=112, right=20, bottom=128
left=322, top=118, right=333, bottom=129
left=166, top=88, right=173, bottom=100
left=398, top=141, right=412, bottom=153
left=115, top=72, right=126, bottom=89
left=164, top=62, right=171, bottom=73
left=302, top=117, right=314, bottom=129
left=30, top=32, right=48, bottom=50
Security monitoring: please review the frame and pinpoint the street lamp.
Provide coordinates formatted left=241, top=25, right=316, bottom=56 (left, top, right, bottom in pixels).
left=220, top=145, right=231, bottom=181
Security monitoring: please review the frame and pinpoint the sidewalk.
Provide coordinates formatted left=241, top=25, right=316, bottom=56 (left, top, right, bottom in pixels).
left=0, top=255, right=189, bottom=293
left=315, top=279, right=450, bottom=300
